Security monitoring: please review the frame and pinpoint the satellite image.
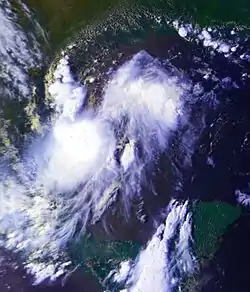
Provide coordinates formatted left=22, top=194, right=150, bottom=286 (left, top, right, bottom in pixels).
left=0, top=0, right=250, bottom=291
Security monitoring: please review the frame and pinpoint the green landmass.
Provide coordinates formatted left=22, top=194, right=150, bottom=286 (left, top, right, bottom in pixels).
left=1, top=1, right=249, bottom=290
left=193, top=201, right=241, bottom=260
left=24, top=0, right=250, bottom=52
left=70, top=233, right=140, bottom=287
left=23, top=0, right=120, bottom=50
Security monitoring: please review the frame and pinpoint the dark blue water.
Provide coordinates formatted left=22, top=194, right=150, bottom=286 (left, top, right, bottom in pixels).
left=2, top=3, right=250, bottom=292
left=0, top=248, right=101, bottom=292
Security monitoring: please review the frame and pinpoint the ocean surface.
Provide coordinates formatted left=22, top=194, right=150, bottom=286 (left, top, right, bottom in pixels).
left=0, top=1, right=250, bottom=291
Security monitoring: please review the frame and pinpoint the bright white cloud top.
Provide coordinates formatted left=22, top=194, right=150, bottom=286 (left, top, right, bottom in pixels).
left=0, top=50, right=196, bottom=286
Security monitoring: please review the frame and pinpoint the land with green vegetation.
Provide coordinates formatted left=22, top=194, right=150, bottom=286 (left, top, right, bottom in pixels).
left=2, top=0, right=249, bottom=288
left=22, top=0, right=250, bottom=52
